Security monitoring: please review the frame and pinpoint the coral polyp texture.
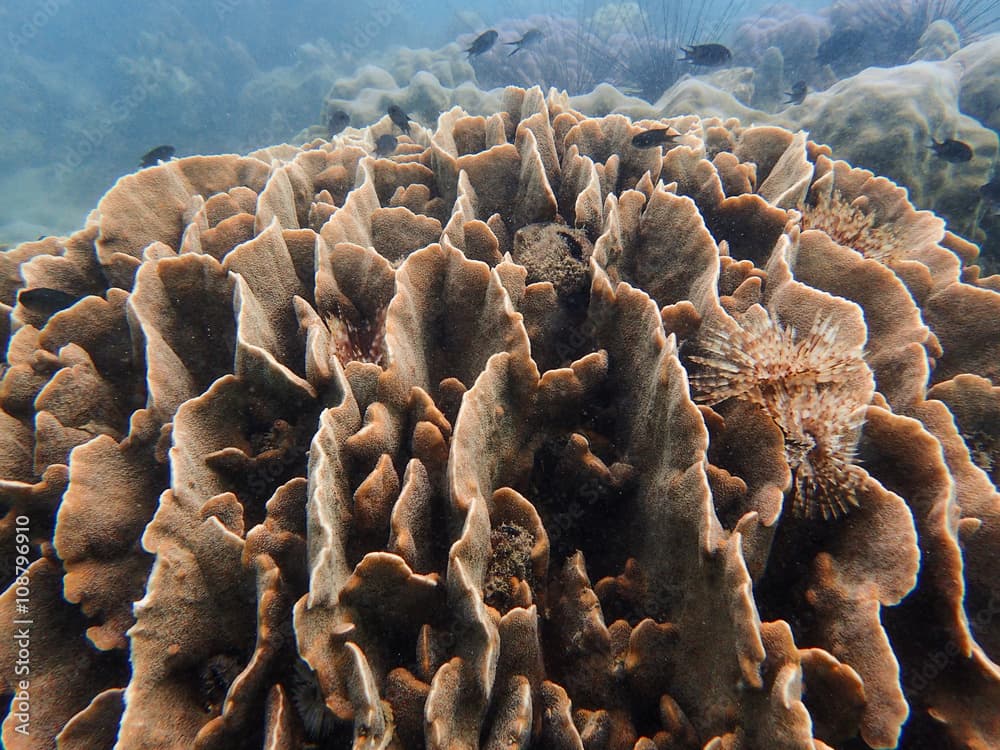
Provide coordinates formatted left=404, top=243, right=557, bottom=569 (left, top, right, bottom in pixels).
left=1, top=86, right=999, bottom=750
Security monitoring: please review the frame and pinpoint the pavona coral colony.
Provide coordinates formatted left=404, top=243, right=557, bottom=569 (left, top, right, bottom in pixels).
left=1, top=86, right=999, bottom=749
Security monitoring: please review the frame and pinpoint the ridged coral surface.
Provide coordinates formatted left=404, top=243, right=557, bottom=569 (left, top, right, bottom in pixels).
left=1, top=86, right=998, bottom=750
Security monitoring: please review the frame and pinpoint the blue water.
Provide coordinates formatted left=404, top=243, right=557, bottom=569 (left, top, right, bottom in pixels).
left=0, top=0, right=996, bottom=244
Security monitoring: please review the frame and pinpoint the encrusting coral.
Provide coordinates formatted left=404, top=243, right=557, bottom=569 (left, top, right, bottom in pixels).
left=1, top=85, right=999, bottom=750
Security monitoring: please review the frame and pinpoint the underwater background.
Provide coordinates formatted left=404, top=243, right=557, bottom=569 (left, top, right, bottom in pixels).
left=3, top=0, right=997, bottom=267
left=3, top=2, right=1000, bottom=750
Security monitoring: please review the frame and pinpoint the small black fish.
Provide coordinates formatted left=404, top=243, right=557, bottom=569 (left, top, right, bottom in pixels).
left=326, top=108, right=350, bottom=138
left=375, top=133, right=398, bottom=157
left=631, top=128, right=680, bottom=149
left=784, top=80, right=808, bottom=105
left=139, top=145, right=175, bottom=168
left=387, top=104, right=411, bottom=135
left=466, top=30, right=499, bottom=58
left=679, top=43, right=732, bottom=67
left=930, top=138, right=973, bottom=163
left=17, top=287, right=84, bottom=315
left=506, top=29, right=543, bottom=56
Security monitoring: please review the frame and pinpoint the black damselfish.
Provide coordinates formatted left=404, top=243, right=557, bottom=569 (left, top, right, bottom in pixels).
left=17, top=287, right=84, bottom=315
left=784, top=80, right=808, bottom=105
left=631, top=128, right=680, bottom=149
left=930, top=138, right=973, bottom=163
left=679, top=44, right=732, bottom=66
left=375, top=133, right=398, bottom=157
left=507, top=29, right=543, bottom=56
left=326, top=109, right=350, bottom=137
left=387, top=104, right=412, bottom=135
left=139, top=145, right=175, bottom=168
left=466, top=30, right=499, bottom=58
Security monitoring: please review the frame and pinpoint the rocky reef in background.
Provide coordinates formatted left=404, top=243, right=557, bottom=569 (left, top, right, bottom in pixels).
left=309, top=21, right=1000, bottom=271
left=3, top=0, right=998, bottom=263
left=1, top=85, right=998, bottom=749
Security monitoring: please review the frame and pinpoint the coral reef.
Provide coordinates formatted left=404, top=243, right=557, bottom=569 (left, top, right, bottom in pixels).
left=1, top=86, right=999, bottom=750
left=311, top=26, right=1000, bottom=267
left=909, top=19, right=962, bottom=61
left=465, top=2, right=751, bottom=104
left=826, top=0, right=1000, bottom=72
left=600, top=0, right=750, bottom=103
left=735, top=0, right=999, bottom=83
left=732, top=4, right=831, bottom=86
left=773, top=58, right=998, bottom=238
left=951, top=32, right=1000, bottom=133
